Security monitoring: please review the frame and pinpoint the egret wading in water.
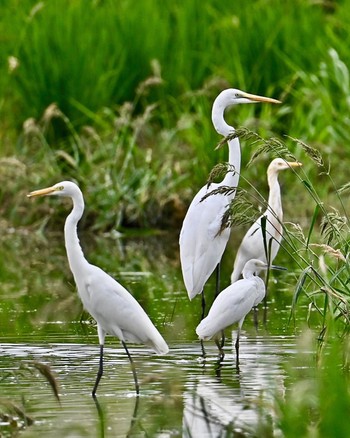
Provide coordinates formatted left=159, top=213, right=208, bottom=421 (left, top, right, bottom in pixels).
left=179, top=89, right=281, bottom=319
left=28, top=181, right=169, bottom=397
left=196, top=259, right=285, bottom=365
left=231, top=158, right=302, bottom=283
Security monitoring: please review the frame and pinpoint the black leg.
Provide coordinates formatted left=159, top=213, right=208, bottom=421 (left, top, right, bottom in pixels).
left=219, top=330, right=225, bottom=349
left=235, top=329, right=240, bottom=370
left=93, top=395, right=105, bottom=438
left=253, top=306, right=259, bottom=330
left=215, top=338, right=225, bottom=361
left=200, top=339, right=206, bottom=358
left=122, top=341, right=140, bottom=396
left=201, top=292, right=206, bottom=321
left=215, top=262, right=221, bottom=299
left=92, top=344, right=104, bottom=397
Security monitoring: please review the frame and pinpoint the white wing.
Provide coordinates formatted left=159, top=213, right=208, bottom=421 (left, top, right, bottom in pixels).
left=81, top=264, right=168, bottom=355
left=179, top=183, right=231, bottom=300
left=196, top=279, right=258, bottom=340
left=231, top=210, right=283, bottom=283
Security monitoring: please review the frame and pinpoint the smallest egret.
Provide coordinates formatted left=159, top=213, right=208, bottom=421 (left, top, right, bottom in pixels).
left=196, top=259, right=284, bottom=365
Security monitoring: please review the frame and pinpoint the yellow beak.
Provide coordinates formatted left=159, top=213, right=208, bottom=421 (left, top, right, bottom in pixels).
left=241, top=91, right=281, bottom=104
left=27, top=186, right=57, bottom=198
left=286, top=161, right=303, bottom=168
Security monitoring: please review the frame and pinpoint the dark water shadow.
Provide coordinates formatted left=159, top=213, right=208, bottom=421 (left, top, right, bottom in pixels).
left=93, top=394, right=140, bottom=438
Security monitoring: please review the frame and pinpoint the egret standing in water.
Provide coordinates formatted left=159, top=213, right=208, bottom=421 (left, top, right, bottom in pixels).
left=231, top=158, right=302, bottom=283
left=196, top=259, right=284, bottom=365
left=28, top=181, right=169, bottom=397
left=179, top=89, right=281, bottom=318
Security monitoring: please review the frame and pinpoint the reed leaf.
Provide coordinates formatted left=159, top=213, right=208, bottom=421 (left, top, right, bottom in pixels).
left=20, top=361, right=60, bottom=402
left=288, top=136, right=324, bottom=167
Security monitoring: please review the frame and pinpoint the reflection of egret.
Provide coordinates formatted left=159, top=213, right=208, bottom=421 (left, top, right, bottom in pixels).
left=28, top=181, right=168, bottom=396
left=179, top=89, right=281, bottom=318
left=93, top=393, right=140, bottom=438
left=183, top=336, right=290, bottom=436
left=231, top=158, right=302, bottom=283
left=196, top=259, right=284, bottom=365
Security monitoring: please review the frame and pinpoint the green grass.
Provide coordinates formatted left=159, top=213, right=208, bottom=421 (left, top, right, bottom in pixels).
left=1, top=0, right=350, bottom=332
left=270, top=333, right=350, bottom=438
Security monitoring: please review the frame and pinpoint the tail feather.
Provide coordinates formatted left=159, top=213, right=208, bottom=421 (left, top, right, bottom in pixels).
left=151, top=335, right=169, bottom=355
left=196, top=318, right=215, bottom=340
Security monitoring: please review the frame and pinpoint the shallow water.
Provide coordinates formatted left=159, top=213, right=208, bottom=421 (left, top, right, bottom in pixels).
left=1, top=335, right=310, bottom=437
left=0, top=230, right=312, bottom=436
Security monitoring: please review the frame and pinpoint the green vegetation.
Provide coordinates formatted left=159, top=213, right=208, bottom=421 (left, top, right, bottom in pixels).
left=1, top=0, right=350, bottom=436
left=1, top=0, right=349, bottom=231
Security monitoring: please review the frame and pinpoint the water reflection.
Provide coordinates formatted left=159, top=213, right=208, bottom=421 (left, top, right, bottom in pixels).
left=183, top=336, right=297, bottom=437
left=93, top=396, right=140, bottom=438
left=0, top=231, right=310, bottom=436
left=0, top=333, right=312, bottom=437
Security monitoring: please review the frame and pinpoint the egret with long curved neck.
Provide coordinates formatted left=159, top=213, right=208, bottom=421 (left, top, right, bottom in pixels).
left=28, top=181, right=169, bottom=397
left=179, top=89, right=280, bottom=318
left=231, top=158, right=302, bottom=283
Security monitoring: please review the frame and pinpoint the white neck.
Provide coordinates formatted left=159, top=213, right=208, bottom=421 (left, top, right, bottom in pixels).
left=64, top=191, right=89, bottom=278
left=211, top=95, right=241, bottom=187
left=211, top=95, right=233, bottom=137
left=267, top=170, right=282, bottom=218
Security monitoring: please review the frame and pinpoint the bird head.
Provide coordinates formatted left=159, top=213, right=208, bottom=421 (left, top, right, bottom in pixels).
left=212, top=89, right=281, bottom=136
left=27, top=181, right=79, bottom=198
left=243, top=259, right=287, bottom=277
left=268, top=158, right=302, bottom=173
left=217, top=88, right=281, bottom=106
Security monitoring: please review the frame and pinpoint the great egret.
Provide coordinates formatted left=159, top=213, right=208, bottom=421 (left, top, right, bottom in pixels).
left=196, top=259, right=284, bottom=364
left=179, top=89, right=281, bottom=317
left=27, top=181, right=169, bottom=396
left=231, top=158, right=302, bottom=283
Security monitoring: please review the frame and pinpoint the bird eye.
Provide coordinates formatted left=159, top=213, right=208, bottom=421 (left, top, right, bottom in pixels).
left=57, top=186, right=64, bottom=191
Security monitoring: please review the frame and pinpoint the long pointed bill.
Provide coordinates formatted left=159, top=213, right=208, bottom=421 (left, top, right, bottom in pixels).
left=286, top=161, right=303, bottom=168
left=241, top=91, right=281, bottom=104
left=270, top=265, right=288, bottom=271
left=27, top=186, right=57, bottom=198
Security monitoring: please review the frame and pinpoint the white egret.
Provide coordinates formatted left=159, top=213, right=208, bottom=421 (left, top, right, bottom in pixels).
left=179, top=89, right=281, bottom=317
left=196, top=259, right=284, bottom=364
left=27, top=181, right=169, bottom=397
left=231, top=158, right=302, bottom=283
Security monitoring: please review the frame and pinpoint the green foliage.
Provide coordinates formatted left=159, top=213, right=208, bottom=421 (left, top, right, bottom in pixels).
left=272, top=334, right=350, bottom=438
left=1, top=0, right=350, bottom=341
left=0, top=360, right=59, bottom=435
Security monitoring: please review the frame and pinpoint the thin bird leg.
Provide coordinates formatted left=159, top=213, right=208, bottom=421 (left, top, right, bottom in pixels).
left=253, top=306, right=259, bottom=330
left=201, top=293, right=206, bottom=321
left=215, top=338, right=225, bottom=361
left=92, top=344, right=104, bottom=397
left=220, top=330, right=225, bottom=349
left=200, top=339, right=206, bottom=358
left=235, top=324, right=242, bottom=370
left=215, top=264, right=226, bottom=349
left=215, top=262, right=221, bottom=299
left=122, top=341, right=140, bottom=396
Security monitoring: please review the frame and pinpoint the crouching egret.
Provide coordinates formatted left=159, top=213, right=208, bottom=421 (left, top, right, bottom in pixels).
left=179, top=89, right=281, bottom=318
left=28, top=181, right=169, bottom=397
left=231, top=158, right=302, bottom=283
left=196, top=259, right=285, bottom=365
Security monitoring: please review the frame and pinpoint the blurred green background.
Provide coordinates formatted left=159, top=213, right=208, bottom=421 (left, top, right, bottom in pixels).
left=0, top=0, right=349, bottom=231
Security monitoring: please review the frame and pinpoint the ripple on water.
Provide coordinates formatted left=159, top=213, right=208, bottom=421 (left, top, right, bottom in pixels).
left=0, top=333, right=314, bottom=437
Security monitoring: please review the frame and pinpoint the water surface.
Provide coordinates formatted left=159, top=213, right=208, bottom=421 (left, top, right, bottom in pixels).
left=0, top=230, right=312, bottom=436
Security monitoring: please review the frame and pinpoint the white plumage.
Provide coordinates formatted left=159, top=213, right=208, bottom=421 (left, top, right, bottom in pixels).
left=231, top=158, right=302, bottom=283
left=179, top=89, right=281, bottom=307
left=28, top=181, right=168, bottom=396
left=196, top=259, right=284, bottom=364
